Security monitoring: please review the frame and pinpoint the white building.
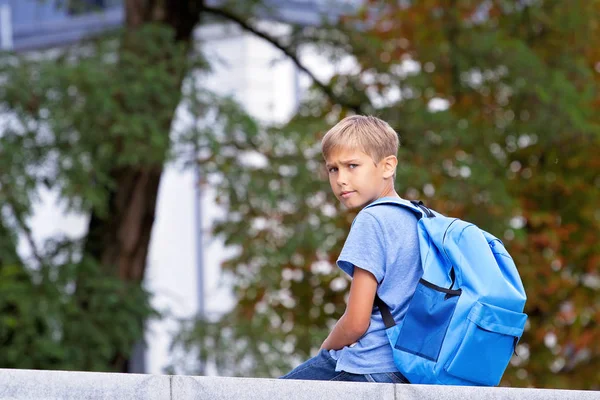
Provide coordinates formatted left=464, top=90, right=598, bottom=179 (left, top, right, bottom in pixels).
left=144, top=21, right=304, bottom=375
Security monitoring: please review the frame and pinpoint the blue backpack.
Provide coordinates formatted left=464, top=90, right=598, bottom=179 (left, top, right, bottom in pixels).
left=367, top=198, right=527, bottom=386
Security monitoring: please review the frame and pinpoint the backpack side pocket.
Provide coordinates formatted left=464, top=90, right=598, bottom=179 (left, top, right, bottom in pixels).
left=394, top=279, right=461, bottom=362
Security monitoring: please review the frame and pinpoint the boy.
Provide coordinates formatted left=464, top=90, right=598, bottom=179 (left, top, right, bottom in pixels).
left=280, top=115, right=422, bottom=383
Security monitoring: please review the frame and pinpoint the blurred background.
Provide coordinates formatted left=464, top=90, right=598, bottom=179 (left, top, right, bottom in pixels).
left=0, top=0, right=598, bottom=390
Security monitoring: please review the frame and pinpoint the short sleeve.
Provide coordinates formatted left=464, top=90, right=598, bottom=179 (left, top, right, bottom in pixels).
left=337, top=211, right=386, bottom=282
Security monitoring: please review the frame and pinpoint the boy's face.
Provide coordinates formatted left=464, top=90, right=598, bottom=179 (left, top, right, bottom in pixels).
left=325, top=146, right=396, bottom=210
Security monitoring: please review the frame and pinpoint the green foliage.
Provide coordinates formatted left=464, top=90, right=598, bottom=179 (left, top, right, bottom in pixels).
left=0, top=24, right=193, bottom=371
left=0, top=256, right=157, bottom=370
left=0, top=25, right=190, bottom=217
left=173, top=0, right=600, bottom=390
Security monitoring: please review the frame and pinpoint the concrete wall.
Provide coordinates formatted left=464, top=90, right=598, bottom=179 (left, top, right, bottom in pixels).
left=0, top=368, right=598, bottom=400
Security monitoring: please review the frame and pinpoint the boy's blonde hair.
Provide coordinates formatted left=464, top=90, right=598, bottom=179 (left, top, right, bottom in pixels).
left=321, top=115, right=399, bottom=163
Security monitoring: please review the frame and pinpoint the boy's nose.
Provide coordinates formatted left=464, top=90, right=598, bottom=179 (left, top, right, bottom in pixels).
left=336, top=171, right=348, bottom=187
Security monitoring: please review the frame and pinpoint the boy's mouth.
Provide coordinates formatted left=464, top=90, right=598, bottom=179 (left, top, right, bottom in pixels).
left=340, top=191, right=356, bottom=199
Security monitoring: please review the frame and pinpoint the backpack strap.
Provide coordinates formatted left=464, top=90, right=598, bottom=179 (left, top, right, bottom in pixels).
left=375, top=294, right=396, bottom=329
left=409, top=200, right=436, bottom=218
left=368, top=198, right=436, bottom=329
left=363, top=197, right=436, bottom=220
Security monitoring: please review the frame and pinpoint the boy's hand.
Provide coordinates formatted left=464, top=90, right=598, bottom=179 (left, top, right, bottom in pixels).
left=319, top=266, right=377, bottom=351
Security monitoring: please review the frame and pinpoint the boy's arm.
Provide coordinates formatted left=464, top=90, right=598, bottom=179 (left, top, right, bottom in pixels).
left=320, top=266, right=377, bottom=351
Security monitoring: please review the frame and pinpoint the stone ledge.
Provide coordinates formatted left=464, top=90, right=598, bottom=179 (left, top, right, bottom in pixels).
left=0, top=368, right=170, bottom=400
left=1, top=368, right=599, bottom=400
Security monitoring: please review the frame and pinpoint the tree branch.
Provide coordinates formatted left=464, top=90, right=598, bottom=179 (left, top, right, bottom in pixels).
left=5, top=200, right=44, bottom=267
left=201, top=5, right=363, bottom=114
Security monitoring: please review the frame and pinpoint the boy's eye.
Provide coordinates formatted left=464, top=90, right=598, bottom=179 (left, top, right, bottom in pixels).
left=328, top=167, right=338, bottom=173
left=349, top=164, right=358, bottom=169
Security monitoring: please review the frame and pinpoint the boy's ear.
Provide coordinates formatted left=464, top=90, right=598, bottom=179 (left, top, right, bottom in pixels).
left=382, top=155, right=398, bottom=179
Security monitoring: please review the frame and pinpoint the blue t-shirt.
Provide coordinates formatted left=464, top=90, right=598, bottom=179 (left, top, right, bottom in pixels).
left=329, top=197, right=423, bottom=374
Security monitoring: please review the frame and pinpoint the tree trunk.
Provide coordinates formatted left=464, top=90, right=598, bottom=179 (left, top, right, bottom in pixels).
left=81, top=0, right=205, bottom=372
left=85, top=166, right=163, bottom=282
